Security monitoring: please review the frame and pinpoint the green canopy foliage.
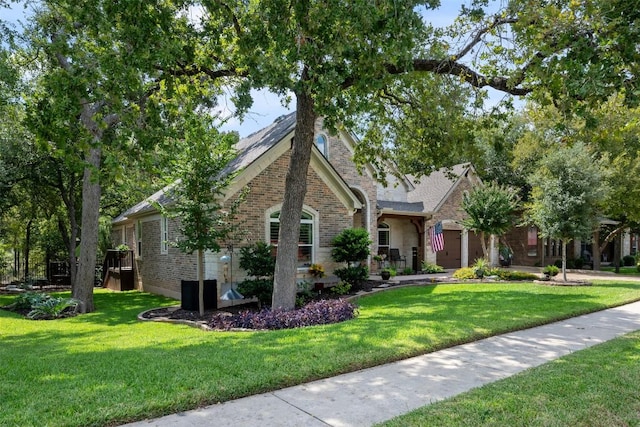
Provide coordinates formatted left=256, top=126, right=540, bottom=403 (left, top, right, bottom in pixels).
left=527, top=143, right=605, bottom=242
left=461, top=182, right=520, bottom=259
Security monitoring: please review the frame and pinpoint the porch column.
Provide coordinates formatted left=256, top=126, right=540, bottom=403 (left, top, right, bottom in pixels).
left=623, top=230, right=631, bottom=257
left=573, top=239, right=582, bottom=259
left=461, top=229, right=469, bottom=267
left=490, top=234, right=498, bottom=266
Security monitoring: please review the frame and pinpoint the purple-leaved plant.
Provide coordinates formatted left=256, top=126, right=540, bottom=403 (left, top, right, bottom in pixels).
left=207, top=299, right=358, bottom=330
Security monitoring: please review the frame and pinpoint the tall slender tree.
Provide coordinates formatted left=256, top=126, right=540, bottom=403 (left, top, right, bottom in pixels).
left=155, top=113, right=243, bottom=316
left=527, top=143, right=605, bottom=281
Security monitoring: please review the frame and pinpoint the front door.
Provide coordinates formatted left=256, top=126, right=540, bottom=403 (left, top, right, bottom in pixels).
left=468, top=232, right=484, bottom=264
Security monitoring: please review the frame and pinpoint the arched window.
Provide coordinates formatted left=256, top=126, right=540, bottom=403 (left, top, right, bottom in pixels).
left=315, top=134, right=328, bottom=158
left=269, top=210, right=314, bottom=268
left=378, top=223, right=390, bottom=258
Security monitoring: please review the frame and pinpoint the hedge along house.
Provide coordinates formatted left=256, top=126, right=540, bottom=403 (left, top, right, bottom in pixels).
left=111, top=112, right=378, bottom=300
left=375, top=163, right=489, bottom=271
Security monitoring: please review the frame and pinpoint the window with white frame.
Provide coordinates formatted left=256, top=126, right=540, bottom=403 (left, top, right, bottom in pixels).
left=378, top=223, right=390, bottom=258
left=315, top=134, right=328, bottom=158
left=160, top=216, right=168, bottom=255
left=269, top=210, right=314, bottom=268
left=135, top=220, right=142, bottom=257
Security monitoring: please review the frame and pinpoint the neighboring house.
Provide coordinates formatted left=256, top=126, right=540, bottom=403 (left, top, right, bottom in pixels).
left=504, top=221, right=637, bottom=268
left=111, top=112, right=486, bottom=300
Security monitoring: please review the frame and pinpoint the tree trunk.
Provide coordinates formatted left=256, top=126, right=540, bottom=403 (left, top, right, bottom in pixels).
left=480, top=231, right=488, bottom=261
left=198, top=249, right=205, bottom=316
left=562, top=239, right=567, bottom=282
left=271, top=89, right=316, bottom=310
left=614, top=233, right=622, bottom=274
left=24, top=218, right=32, bottom=281
left=73, top=146, right=101, bottom=313
left=61, top=175, right=79, bottom=288
left=592, top=230, right=601, bottom=271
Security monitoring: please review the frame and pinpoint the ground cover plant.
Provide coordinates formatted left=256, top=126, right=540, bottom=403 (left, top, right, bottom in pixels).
left=378, top=330, right=640, bottom=427
left=2, top=280, right=640, bottom=426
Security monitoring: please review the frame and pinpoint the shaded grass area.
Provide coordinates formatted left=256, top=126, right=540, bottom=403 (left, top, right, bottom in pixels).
left=2, top=281, right=640, bottom=426
left=378, top=330, right=640, bottom=427
left=601, top=266, right=640, bottom=275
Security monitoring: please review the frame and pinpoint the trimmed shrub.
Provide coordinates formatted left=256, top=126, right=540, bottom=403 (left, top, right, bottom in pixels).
left=236, top=279, right=273, bottom=307
left=331, top=281, right=352, bottom=295
left=331, top=228, right=371, bottom=265
left=623, top=255, right=635, bottom=267
left=452, top=267, right=476, bottom=280
left=493, top=270, right=539, bottom=281
left=239, top=241, right=275, bottom=278
left=334, top=265, right=369, bottom=288
left=207, top=299, right=358, bottom=330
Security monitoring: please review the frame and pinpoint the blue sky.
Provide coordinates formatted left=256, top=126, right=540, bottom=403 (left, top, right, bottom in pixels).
left=3, top=1, right=515, bottom=137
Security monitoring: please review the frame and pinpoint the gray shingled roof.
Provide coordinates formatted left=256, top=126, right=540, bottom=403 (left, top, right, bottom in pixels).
left=113, top=113, right=297, bottom=225
left=406, top=163, right=470, bottom=212
left=377, top=200, right=425, bottom=213
left=222, top=112, right=296, bottom=175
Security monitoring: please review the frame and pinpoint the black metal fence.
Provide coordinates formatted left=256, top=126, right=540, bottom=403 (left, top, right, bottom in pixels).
left=1, top=259, right=104, bottom=288
left=1, top=261, right=50, bottom=286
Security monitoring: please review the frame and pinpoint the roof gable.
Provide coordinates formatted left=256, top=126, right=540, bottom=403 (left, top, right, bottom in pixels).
left=407, top=163, right=479, bottom=212
left=113, top=112, right=362, bottom=224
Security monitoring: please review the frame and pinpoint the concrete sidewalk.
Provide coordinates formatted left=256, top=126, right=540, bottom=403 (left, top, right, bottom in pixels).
left=124, top=300, right=640, bottom=427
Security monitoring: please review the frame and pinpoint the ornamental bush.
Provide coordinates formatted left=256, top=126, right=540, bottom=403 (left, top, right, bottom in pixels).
left=493, top=270, right=539, bottom=281
left=331, top=228, right=371, bottom=265
left=236, top=279, right=273, bottom=307
left=421, top=261, right=444, bottom=274
left=334, top=265, right=369, bottom=288
left=452, top=267, right=476, bottom=280
left=207, top=299, right=358, bottom=330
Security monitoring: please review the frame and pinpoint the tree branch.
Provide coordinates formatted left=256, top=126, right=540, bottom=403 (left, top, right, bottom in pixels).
left=453, top=16, right=518, bottom=60
left=409, top=59, right=530, bottom=96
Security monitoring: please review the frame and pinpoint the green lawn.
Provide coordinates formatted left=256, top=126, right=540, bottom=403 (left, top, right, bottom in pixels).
left=2, top=280, right=640, bottom=427
left=378, top=330, right=640, bottom=427
left=601, top=266, right=640, bottom=275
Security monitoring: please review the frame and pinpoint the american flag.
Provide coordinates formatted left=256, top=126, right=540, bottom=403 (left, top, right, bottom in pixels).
left=430, top=221, right=445, bottom=252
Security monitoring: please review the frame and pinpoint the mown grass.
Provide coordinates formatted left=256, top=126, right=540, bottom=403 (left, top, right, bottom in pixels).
left=601, top=266, right=640, bottom=275
left=2, top=280, right=640, bottom=427
left=378, top=330, right=640, bottom=427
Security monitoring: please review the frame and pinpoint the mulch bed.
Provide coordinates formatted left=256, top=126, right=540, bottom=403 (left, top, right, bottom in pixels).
left=139, top=280, right=386, bottom=323
left=140, top=302, right=262, bottom=322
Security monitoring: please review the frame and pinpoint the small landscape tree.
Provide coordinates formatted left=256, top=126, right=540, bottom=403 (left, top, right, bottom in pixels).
left=461, top=182, right=520, bottom=262
left=156, top=115, right=244, bottom=316
left=331, top=228, right=371, bottom=288
left=527, top=143, right=606, bottom=281
left=237, top=241, right=276, bottom=307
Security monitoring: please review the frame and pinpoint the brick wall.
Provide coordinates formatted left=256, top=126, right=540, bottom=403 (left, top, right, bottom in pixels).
left=318, top=119, right=378, bottom=254
left=431, top=177, right=475, bottom=226
left=227, top=149, right=355, bottom=275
